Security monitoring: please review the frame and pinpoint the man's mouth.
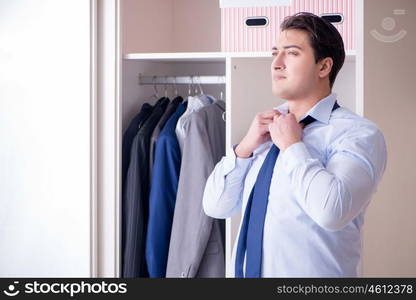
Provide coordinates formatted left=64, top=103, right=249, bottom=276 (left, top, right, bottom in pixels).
left=273, top=75, right=286, bottom=81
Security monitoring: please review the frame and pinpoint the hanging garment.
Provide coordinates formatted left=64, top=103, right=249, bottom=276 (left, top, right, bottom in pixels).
left=149, top=96, right=183, bottom=182
left=145, top=101, right=188, bottom=278
left=166, top=99, right=226, bottom=278
left=175, top=94, right=213, bottom=153
left=123, top=97, right=169, bottom=278
left=121, top=102, right=154, bottom=273
left=122, top=103, right=153, bottom=193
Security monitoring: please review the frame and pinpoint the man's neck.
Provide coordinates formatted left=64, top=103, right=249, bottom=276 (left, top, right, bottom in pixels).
left=287, top=90, right=331, bottom=121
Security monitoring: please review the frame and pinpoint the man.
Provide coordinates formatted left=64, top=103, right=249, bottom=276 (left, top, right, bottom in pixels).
left=202, top=12, right=387, bottom=277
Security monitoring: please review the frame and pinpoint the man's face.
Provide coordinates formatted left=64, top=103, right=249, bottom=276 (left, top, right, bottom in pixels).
left=271, top=29, right=320, bottom=100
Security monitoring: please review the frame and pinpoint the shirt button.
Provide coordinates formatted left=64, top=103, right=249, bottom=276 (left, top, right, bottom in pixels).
left=181, top=272, right=186, bottom=278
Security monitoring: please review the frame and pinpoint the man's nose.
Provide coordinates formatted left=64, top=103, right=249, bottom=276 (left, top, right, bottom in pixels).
left=272, top=54, right=285, bottom=70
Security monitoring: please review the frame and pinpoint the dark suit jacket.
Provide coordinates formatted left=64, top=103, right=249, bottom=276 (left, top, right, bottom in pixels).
left=122, top=103, right=153, bottom=193
left=121, top=102, right=153, bottom=274
left=123, top=97, right=169, bottom=277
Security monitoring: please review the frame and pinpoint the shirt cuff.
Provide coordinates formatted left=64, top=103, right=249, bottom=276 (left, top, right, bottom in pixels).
left=281, top=142, right=313, bottom=175
left=221, top=144, right=255, bottom=176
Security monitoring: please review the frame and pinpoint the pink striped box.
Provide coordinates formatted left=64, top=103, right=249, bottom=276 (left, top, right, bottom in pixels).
left=221, top=0, right=355, bottom=52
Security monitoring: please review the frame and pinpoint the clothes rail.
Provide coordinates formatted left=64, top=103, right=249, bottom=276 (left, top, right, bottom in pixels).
left=138, top=75, right=226, bottom=85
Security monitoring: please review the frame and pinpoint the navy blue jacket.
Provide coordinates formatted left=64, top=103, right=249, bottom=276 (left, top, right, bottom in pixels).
left=145, top=102, right=187, bottom=277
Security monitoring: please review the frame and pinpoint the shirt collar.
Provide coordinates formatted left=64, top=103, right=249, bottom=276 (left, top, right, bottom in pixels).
left=274, top=93, right=337, bottom=125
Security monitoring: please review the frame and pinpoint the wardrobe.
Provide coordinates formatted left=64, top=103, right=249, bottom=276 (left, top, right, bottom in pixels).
left=108, top=0, right=357, bottom=278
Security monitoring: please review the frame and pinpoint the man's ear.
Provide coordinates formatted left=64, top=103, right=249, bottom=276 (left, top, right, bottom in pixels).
left=318, top=57, right=333, bottom=79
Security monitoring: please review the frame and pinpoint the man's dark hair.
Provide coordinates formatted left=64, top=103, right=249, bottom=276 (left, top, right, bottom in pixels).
left=280, top=12, right=345, bottom=88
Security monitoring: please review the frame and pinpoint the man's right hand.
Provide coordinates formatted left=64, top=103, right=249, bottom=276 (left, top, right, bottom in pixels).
left=235, top=110, right=281, bottom=158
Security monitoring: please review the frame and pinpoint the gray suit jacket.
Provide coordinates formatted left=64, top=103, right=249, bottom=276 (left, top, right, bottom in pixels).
left=166, top=100, right=225, bottom=278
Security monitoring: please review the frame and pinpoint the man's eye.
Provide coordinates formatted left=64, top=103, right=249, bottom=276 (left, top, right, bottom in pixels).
left=288, top=51, right=299, bottom=56
left=272, top=52, right=278, bottom=56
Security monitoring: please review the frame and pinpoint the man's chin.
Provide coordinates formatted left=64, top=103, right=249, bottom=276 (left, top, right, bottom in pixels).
left=272, top=88, right=289, bottom=99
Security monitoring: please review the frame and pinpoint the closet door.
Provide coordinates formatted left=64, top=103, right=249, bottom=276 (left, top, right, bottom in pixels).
left=0, top=0, right=95, bottom=276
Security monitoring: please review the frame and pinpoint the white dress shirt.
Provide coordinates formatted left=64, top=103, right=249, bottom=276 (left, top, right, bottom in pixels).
left=202, top=93, right=387, bottom=277
left=175, top=94, right=214, bottom=152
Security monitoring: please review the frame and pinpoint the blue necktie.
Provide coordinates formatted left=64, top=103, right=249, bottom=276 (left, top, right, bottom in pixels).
left=235, top=101, right=340, bottom=278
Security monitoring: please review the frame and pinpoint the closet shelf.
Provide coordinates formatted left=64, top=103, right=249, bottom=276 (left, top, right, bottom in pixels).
left=123, top=50, right=356, bottom=62
left=124, top=52, right=270, bottom=62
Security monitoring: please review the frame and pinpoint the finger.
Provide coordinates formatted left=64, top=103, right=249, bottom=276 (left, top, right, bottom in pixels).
left=262, top=132, right=271, bottom=141
left=286, top=113, right=297, bottom=120
left=261, top=116, right=275, bottom=123
left=273, top=109, right=282, bottom=116
left=259, top=124, right=271, bottom=134
left=259, top=119, right=274, bottom=125
left=259, top=110, right=281, bottom=118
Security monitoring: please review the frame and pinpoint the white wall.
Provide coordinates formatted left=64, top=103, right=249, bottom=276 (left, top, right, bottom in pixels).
left=121, top=0, right=174, bottom=54
left=121, top=0, right=221, bottom=54
left=362, top=0, right=416, bottom=277
left=0, top=0, right=92, bottom=276
left=172, top=0, right=221, bottom=53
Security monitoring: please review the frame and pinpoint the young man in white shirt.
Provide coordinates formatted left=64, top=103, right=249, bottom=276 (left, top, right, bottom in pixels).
left=203, top=12, right=387, bottom=277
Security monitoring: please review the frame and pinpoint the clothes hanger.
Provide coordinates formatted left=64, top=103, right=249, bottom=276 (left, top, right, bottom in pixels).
left=188, top=76, right=197, bottom=97
left=193, top=76, right=200, bottom=95
left=169, top=76, right=183, bottom=103
left=188, top=77, right=192, bottom=98
left=191, top=76, right=196, bottom=96
left=173, top=76, right=178, bottom=97
left=197, top=76, right=204, bottom=96
left=164, top=75, right=169, bottom=99
left=151, top=76, right=159, bottom=101
left=197, top=75, right=215, bottom=103
left=220, top=89, right=226, bottom=121
left=192, top=75, right=206, bottom=102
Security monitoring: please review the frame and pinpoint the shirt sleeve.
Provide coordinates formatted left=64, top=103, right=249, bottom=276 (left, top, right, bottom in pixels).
left=203, top=145, right=255, bottom=219
left=280, top=124, right=387, bottom=232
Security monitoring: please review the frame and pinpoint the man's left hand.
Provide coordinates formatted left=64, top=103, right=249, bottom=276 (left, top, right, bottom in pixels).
left=268, top=113, right=304, bottom=152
